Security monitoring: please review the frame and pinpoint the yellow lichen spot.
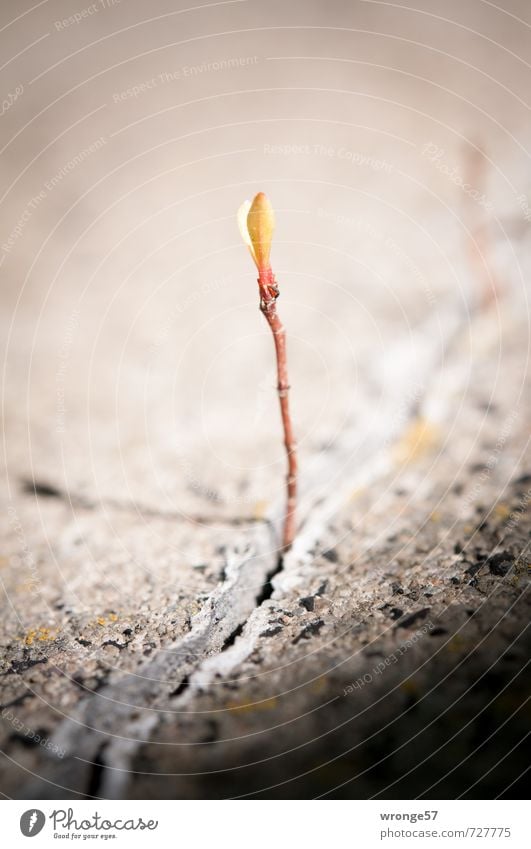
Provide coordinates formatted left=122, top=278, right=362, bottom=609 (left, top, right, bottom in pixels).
left=394, top=417, right=440, bottom=465
left=258, top=696, right=278, bottom=711
left=108, top=613, right=118, bottom=622
left=494, top=504, right=510, bottom=520
left=24, top=627, right=55, bottom=644
left=447, top=634, right=467, bottom=653
left=430, top=510, right=441, bottom=523
left=97, top=617, right=106, bottom=626
left=16, top=581, right=38, bottom=593
left=310, top=676, right=328, bottom=695
left=227, top=696, right=278, bottom=715
left=252, top=500, right=268, bottom=520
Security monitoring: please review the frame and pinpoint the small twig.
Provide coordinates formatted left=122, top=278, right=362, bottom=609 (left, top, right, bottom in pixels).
left=238, top=193, right=298, bottom=550
left=258, top=267, right=298, bottom=550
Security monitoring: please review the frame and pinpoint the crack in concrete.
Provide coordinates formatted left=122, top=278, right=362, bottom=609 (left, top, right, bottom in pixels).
left=19, top=478, right=271, bottom=529
left=21, top=298, right=473, bottom=798
left=24, top=523, right=277, bottom=798
left=93, top=302, right=475, bottom=797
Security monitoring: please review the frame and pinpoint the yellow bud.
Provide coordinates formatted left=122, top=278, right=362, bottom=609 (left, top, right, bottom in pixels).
left=247, top=192, right=275, bottom=270
left=238, top=192, right=275, bottom=270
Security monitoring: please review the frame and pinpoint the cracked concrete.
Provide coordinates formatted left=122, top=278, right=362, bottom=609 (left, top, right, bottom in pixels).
left=2, top=298, right=530, bottom=799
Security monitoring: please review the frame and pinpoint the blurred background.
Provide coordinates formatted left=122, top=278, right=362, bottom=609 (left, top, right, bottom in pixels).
left=1, top=0, right=530, bottom=513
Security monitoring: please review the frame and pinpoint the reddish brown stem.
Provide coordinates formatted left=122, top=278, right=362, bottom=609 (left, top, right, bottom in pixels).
left=257, top=267, right=297, bottom=551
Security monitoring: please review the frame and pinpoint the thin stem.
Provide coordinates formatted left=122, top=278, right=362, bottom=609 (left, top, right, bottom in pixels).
left=258, top=267, right=297, bottom=551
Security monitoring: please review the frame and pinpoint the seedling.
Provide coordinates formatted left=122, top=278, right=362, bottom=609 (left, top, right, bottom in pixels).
left=238, top=192, right=297, bottom=550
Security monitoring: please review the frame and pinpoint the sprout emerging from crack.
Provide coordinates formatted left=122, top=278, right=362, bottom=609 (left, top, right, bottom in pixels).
left=238, top=192, right=298, bottom=551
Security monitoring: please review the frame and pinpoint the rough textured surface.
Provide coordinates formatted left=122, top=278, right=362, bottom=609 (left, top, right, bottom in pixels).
left=2, top=300, right=529, bottom=799
left=1, top=0, right=530, bottom=799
